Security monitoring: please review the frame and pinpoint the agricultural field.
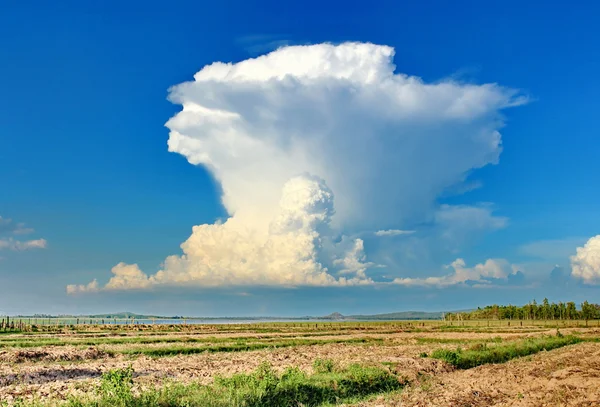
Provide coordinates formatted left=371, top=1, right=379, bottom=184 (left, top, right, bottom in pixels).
left=0, top=321, right=599, bottom=406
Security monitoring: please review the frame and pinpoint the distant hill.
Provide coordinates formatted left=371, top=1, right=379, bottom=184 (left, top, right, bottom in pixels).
left=86, top=312, right=166, bottom=319
left=321, top=311, right=444, bottom=320
left=322, top=312, right=345, bottom=320
left=13, top=310, right=473, bottom=321
left=349, top=311, right=444, bottom=320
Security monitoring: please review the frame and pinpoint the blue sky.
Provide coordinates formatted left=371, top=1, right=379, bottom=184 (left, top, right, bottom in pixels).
left=1, top=0, right=599, bottom=316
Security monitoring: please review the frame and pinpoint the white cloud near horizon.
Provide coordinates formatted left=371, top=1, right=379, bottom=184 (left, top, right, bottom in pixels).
left=393, top=258, right=520, bottom=287
left=66, top=279, right=99, bottom=295
left=571, top=235, right=600, bottom=284
left=67, top=42, right=525, bottom=293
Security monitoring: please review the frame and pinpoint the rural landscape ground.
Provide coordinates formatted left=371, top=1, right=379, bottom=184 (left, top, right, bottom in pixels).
left=0, top=319, right=599, bottom=406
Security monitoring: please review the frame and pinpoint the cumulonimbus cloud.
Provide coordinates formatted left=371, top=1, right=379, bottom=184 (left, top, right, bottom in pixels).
left=67, top=42, right=524, bottom=293
left=571, top=235, right=600, bottom=284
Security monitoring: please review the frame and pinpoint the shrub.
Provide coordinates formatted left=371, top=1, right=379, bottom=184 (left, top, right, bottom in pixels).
left=99, top=366, right=134, bottom=405
left=312, top=358, right=335, bottom=373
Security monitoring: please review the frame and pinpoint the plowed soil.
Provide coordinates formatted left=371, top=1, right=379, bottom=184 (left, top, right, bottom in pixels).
left=356, top=342, right=600, bottom=407
left=1, top=325, right=599, bottom=406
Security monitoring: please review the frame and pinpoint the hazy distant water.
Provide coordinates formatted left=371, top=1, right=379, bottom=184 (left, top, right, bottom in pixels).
left=110, top=318, right=315, bottom=325
left=15, top=317, right=382, bottom=326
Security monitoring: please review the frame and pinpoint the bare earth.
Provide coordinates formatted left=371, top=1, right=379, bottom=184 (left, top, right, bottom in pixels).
left=357, top=342, right=600, bottom=407
left=1, top=326, right=599, bottom=406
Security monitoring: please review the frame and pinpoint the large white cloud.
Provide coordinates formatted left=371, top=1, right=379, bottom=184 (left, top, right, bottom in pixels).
left=69, top=175, right=372, bottom=293
left=166, top=42, right=523, bottom=232
left=67, top=42, right=524, bottom=292
left=571, top=235, right=600, bottom=284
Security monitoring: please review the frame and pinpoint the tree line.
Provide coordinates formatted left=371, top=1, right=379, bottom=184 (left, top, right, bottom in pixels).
left=445, top=299, right=600, bottom=321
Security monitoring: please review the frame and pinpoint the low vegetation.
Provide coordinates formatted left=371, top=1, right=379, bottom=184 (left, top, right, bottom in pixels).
left=429, top=334, right=582, bottom=369
left=1, top=317, right=599, bottom=406
left=118, top=337, right=382, bottom=357
left=17, top=362, right=402, bottom=407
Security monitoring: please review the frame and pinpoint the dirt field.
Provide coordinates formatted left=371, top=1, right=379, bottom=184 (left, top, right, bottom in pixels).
left=357, top=342, right=600, bottom=407
left=0, top=323, right=598, bottom=406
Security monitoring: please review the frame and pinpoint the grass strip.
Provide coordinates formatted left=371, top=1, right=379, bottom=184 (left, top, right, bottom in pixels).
left=0, top=336, right=234, bottom=348
left=429, top=334, right=581, bottom=369
left=414, top=336, right=503, bottom=344
left=0, top=334, right=382, bottom=353
left=0, top=330, right=392, bottom=348
left=0, top=335, right=292, bottom=348
left=119, top=337, right=383, bottom=357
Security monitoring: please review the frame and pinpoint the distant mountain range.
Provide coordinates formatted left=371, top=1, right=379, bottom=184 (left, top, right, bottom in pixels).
left=13, top=310, right=473, bottom=320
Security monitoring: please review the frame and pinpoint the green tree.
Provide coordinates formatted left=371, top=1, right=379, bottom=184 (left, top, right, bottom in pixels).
left=558, top=302, right=566, bottom=320
left=530, top=300, right=538, bottom=320
left=551, top=302, right=559, bottom=320
left=542, top=298, right=550, bottom=320
left=566, top=302, right=577, bottom=320
left=581, top=301, right=598, bottom=321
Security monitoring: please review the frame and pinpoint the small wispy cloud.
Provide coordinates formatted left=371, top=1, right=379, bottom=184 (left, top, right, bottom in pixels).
left=0, top=238, right=47, bottom=251
left=236, top=34, right=293, bottom=56
left=13, top=226, right=34, bottom=235
left=374, top=229, right=415, bottom=237
left=0, top=215, right=47, bottom=252
left=0, top=216, right=34, bottom=235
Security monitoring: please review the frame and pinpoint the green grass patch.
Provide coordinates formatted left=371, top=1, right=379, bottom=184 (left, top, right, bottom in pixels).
left=430, top=334, right=582, bottom=369
left=10, top=362, right=403, bottom=406
left=119, top=337, right=382, bottom=357
left=414, top=336, right=497, bottom=344
left=433, top=325, right=546, bottom=333
left=0, top=335, right=235, bottom=348
left=0, top=330, right=24, bottom=335
left=0, top=330, right=389, bottom=349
